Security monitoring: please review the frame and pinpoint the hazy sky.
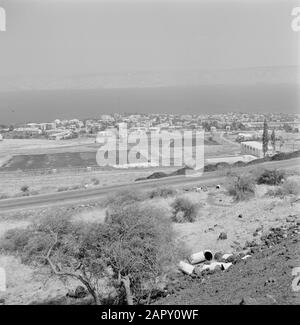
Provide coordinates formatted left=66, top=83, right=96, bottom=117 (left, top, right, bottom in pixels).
left=0, top=0, right=299, bottom=121
left=0, top=0, right=299, bottom=80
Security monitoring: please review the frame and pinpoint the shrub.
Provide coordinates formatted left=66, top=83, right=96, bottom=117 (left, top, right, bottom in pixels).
left=21, top=185, right=29, bottom=193
left=103, top=189, right=146, bottom=208
left=57, top=187, right=69, bottom=192
left=267, top=180, right=300, bottom=198
left=0, top=194, right=9, bottom=200
left=0, top=204, right=183, bottom=305
left=281, top=180, right=300, bottom=196
left=256, top=169, right=285, bottom=185
left=226, top=174, right=256, bottom=201
left=91, top=178, right=100, bottom=185
left=148, top=187, right=177, bottom=199
left=171, top=196, right=199, bottom=223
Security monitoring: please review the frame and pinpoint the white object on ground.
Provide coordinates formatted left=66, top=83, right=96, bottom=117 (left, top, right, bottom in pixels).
left=201, top=262, right=223, bottom=271
left=292, top=267, right=300, bottom=277
left=222, top=253, right=233, bottom=260
left=242, top=255, right=252, bottom=260
left=189, top=250, right=213, bottom=264
left=292, top=276, right=300, bottom=292
left=179, top=261, right=195, bottom=275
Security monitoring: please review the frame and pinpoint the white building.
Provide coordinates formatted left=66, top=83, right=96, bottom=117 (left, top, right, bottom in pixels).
left=240, top=141, right=272, bottom=158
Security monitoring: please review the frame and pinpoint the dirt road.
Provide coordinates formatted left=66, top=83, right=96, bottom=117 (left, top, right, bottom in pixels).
left=0, top=157, right=299, bottom=212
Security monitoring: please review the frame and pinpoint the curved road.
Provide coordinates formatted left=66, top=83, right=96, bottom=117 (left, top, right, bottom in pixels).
left=0, top=157, right=299, bottom=212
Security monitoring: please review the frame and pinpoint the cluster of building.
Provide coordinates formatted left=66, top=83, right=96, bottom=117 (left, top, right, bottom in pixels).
left=1, top=112, right=299, bottom=141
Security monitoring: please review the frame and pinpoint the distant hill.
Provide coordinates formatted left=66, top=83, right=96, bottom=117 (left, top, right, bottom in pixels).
left=0, top=66, right=298, bottom=92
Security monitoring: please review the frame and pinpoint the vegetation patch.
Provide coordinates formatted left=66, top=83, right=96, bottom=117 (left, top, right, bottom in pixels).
left=226, top=173, right=256, bottom=201
left=256, top=169, right=286, bottom=186
left=171, top=196, right=199, bottom=223
left=0, top=202, right=184, bottom=305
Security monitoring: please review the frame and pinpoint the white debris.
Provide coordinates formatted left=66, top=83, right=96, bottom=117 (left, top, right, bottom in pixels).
left=222, top=253, right=233, bottom=260
left=189, top=250, right=213, bottom=264
left=242, top=255, right=252, bottom=260
left=178, top=261, right=195, bottom=275
left=292, top=267, right=300, bottom=277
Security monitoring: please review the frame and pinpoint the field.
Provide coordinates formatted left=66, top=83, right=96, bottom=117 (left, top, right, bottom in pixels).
left=0, top=136, right=242, bottom=198
left=0, top=168, right=299, bottom=304
left=0, top=167, right=178, bottom=198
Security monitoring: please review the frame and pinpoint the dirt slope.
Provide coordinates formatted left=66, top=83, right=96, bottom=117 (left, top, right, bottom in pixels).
left=156, top=224, right=300, bottom=305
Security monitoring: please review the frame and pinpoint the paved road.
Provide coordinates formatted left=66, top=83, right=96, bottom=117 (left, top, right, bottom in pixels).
left=0, top=157, right=299, bottom=212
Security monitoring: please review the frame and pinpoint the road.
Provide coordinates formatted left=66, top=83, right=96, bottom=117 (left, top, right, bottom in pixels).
left=0, top=157, right=299, bottom=212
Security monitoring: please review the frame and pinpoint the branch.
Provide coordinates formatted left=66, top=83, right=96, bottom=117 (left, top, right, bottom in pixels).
left=38, top=232, right=100, bottom=305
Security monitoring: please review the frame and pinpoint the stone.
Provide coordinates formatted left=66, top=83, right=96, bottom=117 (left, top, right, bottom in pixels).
left=74, top=286, right=87, bottom=298
left=218, top=232, right=227, bottom=240
left=286, top=215, right=297, bottom=223
left=214, top=252, right=223, bottom=261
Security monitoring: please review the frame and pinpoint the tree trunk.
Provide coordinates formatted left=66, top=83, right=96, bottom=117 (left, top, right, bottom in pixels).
left=121, top=276, right=133, bottom=305
left=78, top=276, right=100, bottom=305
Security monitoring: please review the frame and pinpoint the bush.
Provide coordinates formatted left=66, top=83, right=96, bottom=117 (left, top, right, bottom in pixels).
left=57, top=187, right=69, bottom=192
left=282, top=180, right=300, bottom=196
left=91, top=178, right=100, bottom=185
left=256, top=169, right=285, bottom=185
left=171, top=196, right=199, bottom=223
left=0, top=204, right=183, bottom=305
left=267, top=180, right=300, bottom=198
left=21, top=185, right=29, bottom=193
left=0, top=194, right=9, bottom=200
left=148, top=187, right=177, bottom=199
left=103, top=189, right=146, bottom=208
left=226, top=174, right=256, bottom=201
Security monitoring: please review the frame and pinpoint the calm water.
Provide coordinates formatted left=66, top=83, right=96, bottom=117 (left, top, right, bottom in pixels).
left=0, top=84, right=299, bottom=124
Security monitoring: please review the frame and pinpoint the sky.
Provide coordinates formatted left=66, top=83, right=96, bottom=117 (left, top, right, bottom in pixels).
left=0, top=0, right=299, bottom=122
left=0, top=0, right=299, bottom=81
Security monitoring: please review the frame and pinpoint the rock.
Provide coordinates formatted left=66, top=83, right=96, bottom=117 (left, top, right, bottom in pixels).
left=286, top=215, right=297, bottom=223
left=213, top=265, right=223, bottom=273
left=245, top=240, right=257, bottom=248
left=218, top=232, right=227, bottom=240
left=214, top=252, right=223, bottom=261
left=225, top=255, right=238, bottom=263
left=75, top=286, right=87, bottom=298
left=193, top=265, right=203, bottom=277
left=250, top=247, right=260, bottom=254
left=238, top=214, right=243, bottom=218
left=0, top=298, right=5, bottom=305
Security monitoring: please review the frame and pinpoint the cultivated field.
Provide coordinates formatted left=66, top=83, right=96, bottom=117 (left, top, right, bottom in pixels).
left=0, top=135, right=242, bottom=198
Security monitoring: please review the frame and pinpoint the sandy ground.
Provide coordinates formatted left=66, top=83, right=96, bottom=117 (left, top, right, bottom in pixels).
left=0, top=174, right=299, bottom=304
left=0, top=138, right=96, bottom=156
left=0, top=167, right=178, bottom=197
left=173, top=186, right=300, bottom=255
